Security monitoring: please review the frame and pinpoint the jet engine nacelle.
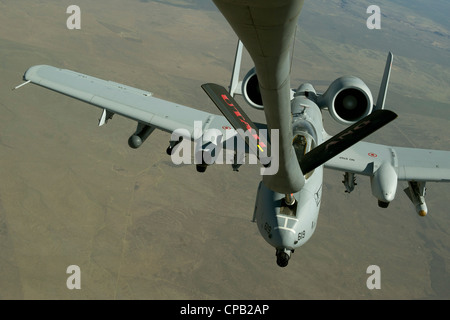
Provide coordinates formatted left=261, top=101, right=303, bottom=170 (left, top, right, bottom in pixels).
left=241, top=67, right=264, bottom=110
left=318, top=76, right=373, bottom=125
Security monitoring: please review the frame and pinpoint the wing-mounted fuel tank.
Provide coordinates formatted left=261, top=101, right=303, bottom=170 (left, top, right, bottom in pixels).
left=241, top=67, right=264, bottom=110
left=317, top=76, right=374, bottom=125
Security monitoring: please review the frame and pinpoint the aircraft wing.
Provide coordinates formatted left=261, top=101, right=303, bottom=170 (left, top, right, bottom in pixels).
left=22, top=65, right=233, bottom=141
left=325, top=140, right=450, bottom=182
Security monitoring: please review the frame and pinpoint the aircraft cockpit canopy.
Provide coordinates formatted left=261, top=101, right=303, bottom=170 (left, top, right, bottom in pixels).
left=292, top=120, right=317, bottom=178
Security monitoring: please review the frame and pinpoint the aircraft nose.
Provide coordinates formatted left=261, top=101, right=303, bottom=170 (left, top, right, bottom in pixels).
left=276, top=248, right=292, bottom=267
left=271, top=224, right=298, bottom=250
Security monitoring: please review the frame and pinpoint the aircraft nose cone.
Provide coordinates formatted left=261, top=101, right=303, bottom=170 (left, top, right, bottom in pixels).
left=271, top=227, right=297, bottom=250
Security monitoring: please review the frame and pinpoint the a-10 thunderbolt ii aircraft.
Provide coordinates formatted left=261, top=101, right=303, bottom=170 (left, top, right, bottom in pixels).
left=16, top=0, right=450, bottom=267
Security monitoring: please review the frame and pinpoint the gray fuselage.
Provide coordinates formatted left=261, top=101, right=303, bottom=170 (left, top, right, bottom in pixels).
left=254, top=88, right=325, bottom=263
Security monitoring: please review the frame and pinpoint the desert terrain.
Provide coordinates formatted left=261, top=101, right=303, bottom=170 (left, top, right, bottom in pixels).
left=0, top=0, right=449, bottom=299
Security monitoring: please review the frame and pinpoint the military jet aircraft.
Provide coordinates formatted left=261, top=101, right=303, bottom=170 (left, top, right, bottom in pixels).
left=16, top=0, right=450, bottom=267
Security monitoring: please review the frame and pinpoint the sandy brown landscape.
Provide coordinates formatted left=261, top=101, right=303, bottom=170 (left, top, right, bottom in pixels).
left=0, top=0, right=449, bottom=299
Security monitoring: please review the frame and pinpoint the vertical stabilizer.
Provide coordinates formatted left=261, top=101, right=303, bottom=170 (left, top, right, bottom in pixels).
left=375, top=51, right=393, bottom=110
left=229, top=40, right=243, bottom=97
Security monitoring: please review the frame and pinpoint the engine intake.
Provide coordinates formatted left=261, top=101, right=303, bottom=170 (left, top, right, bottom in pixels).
left=242, top=67, right=264, bottom=110
left=318, top=76, right=373, bottom=125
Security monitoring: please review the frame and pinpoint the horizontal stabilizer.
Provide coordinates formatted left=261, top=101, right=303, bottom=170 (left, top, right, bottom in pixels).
left=300, top=110, right=397, bottom=174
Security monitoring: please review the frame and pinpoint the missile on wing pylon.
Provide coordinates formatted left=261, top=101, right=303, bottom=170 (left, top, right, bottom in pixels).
left=128, top=123, right=155, bottom=149
left=404, top=181, right=428, bottom=217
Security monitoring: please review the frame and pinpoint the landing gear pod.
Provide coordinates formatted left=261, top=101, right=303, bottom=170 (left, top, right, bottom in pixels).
left=371, top=162, right=398, bottom=205
left=196, top=163, right=208, bottom=173
left=166, top=136, right=184, bottom=155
